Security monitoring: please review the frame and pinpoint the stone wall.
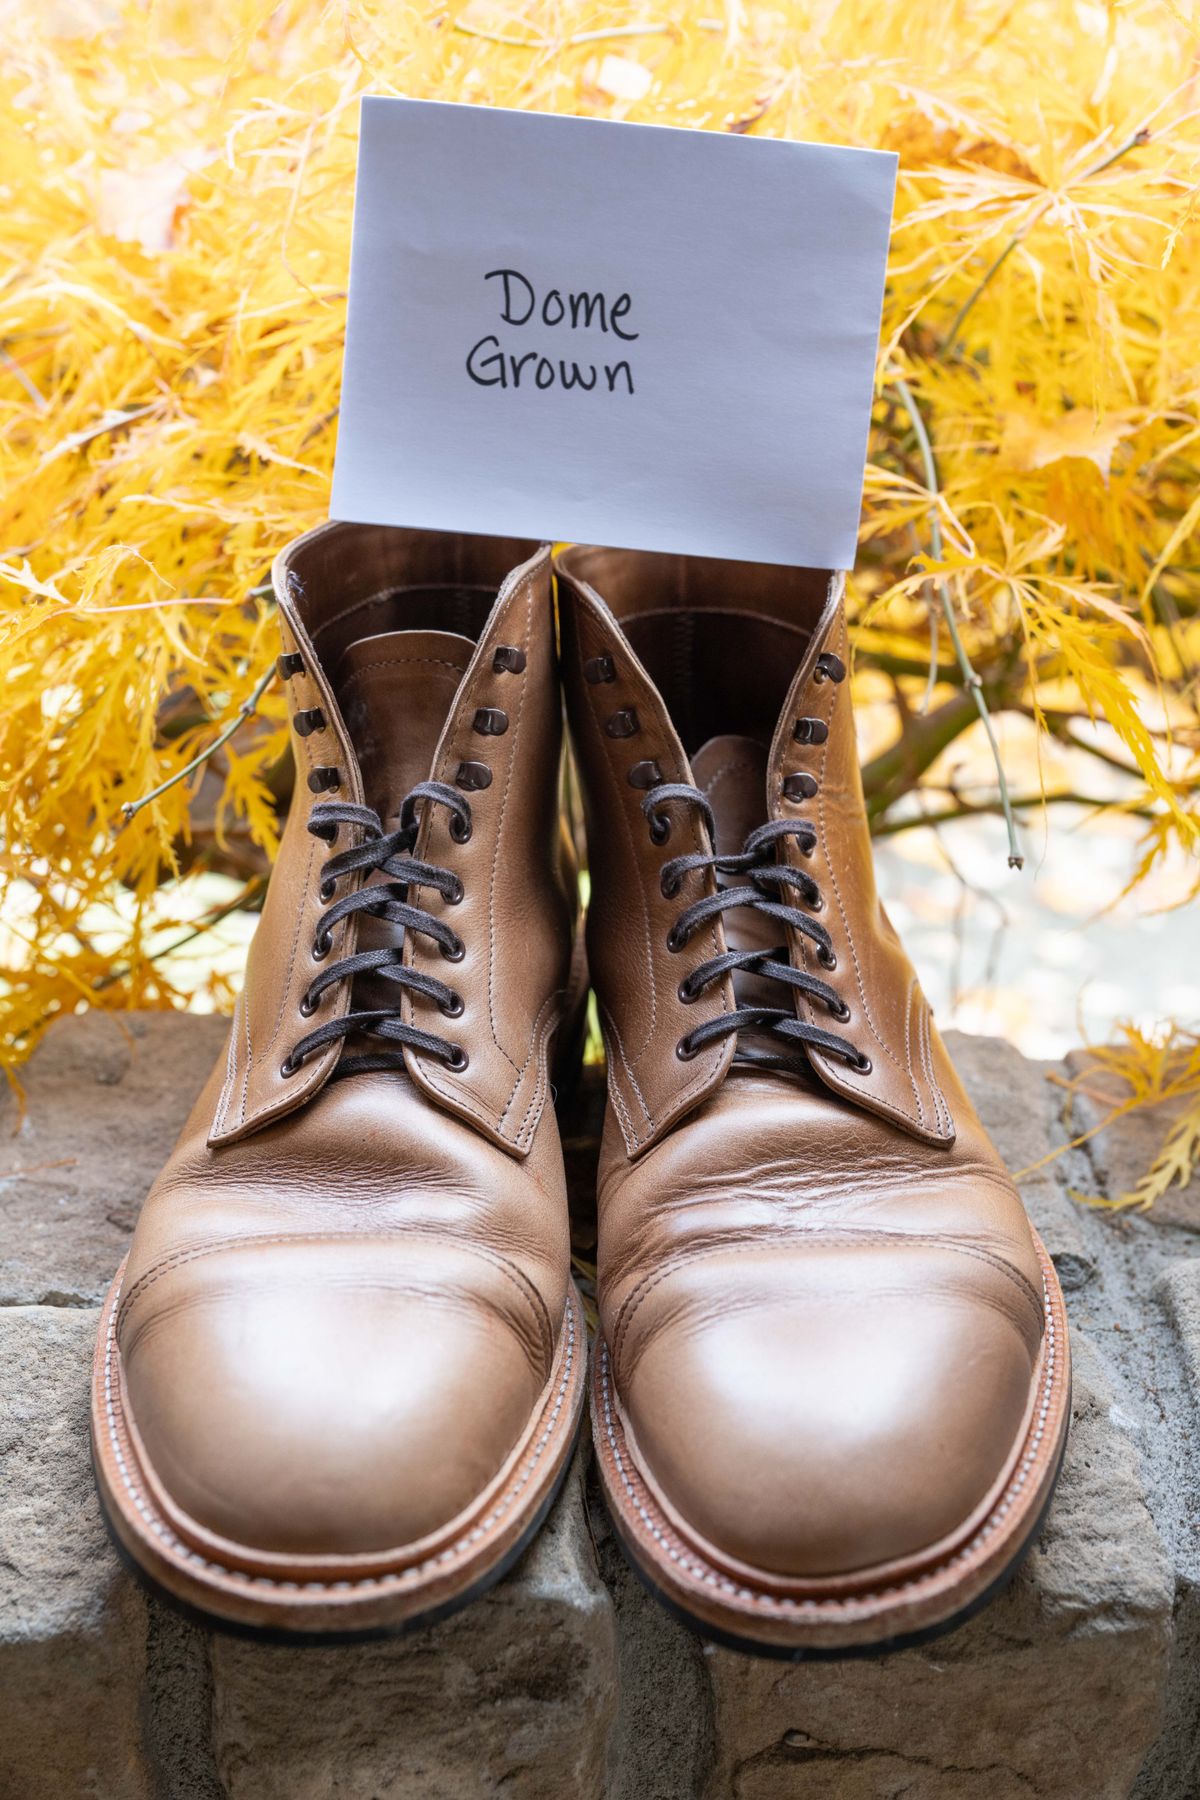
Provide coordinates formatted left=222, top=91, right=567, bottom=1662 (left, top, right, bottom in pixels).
left=1, top=1013, right=1197, bottom=1799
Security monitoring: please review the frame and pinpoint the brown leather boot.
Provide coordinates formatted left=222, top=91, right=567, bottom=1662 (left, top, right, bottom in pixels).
left=92, top=525, right=585, bottom=1637
left=556, top=545, right=1070, bottom=1658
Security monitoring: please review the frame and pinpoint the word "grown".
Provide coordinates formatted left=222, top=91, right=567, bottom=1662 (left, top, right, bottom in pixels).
left=465, top=268, right=638, bottom=395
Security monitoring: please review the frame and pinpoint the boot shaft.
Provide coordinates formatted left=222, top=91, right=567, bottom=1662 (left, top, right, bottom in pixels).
left=555, top=544, right=956, bottom=1153
left=210, top=523, right=574, bottom=1153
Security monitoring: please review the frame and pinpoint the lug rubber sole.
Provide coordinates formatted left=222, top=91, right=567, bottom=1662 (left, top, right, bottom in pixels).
left=92, top=1267, right=587, bottom=1641
left=592, top=1228, right=1071, bottom=1659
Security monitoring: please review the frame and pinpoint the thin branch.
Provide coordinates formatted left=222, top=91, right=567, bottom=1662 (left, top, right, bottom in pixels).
left=117, top=662, right=277, bottom=830
left=889, top=375, right=1026, bottom=868
left=92, top=875, right=268, bottom=991
left=871, top=790, right=1156, bottom=838
left=943, top=126, right=1151, bottom=353
left=565, top=22, right=674, bottom=45
left=856, top=646, right=965, bottom=683
left=451, top=20, right=672, bottom=48
left=862, top=690, right=983, bottom=817
left=1034, top=708, right=1200, bottom=790
left=0, top=342, right=47, bottom=412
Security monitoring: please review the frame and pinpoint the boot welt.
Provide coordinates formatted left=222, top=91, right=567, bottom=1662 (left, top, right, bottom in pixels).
left=91, top=1263, right=586, bottom=1642
left=593, top=1228, right=1071, bottom=1660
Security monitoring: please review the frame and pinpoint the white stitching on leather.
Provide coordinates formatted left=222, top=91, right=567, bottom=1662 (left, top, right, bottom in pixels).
left=902, top=980, right=926, bottom=1130
left=117, top=1230, right=556, bottom=1364
left=610, top=1228, right=1045, bottom=1374
left=213, top=994, right=241, bottom=1135
left=414, top=568, right=549, bottom=1129
left=919, top=995, right=952, bottom=1138
left=484, top=576, right=534, bottom=1073
left=501, top=987, right=560, bottom=1144
left=600, top=1017, right=643, bottom=1150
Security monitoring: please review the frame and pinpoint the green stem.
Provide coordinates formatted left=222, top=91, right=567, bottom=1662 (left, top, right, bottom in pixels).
left=889, top=376, right=1025, bottom=868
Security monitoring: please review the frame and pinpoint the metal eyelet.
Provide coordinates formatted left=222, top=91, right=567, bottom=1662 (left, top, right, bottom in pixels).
left=319, top=876, right=336, bottom=903
left=446, top=1047, right=470, bottom=1073
left=817, top=946, right=837, bottom=972
left=666, top=925, right=687, bottom=954
left=445, top=876, right=465, bottom=906
left=605, top=708, right=639, bottom=739
left=280, top=1055, right=300, bottom=1078
left=828, top=998, right=850, bottom=1023
left=678, top=978, right=699, bottom=1004
left=648, top=813, right=671, bottom=846
left=450, top=814, right=473, bottom=844
left=456, top=761, right=492, bottom=792
left=676, top=1037, right=699, bottom=1061
left=660, top=872, right=681, bottom=900
left=441, top=993, right=465, bottom=1018
left=441, top=935, right=466, bottom=963
left=298, top=990, right=318, bottom=1018
left=853, top=1054, right=873, bottom=1075
left=809, top=892, right=825, bottom=913
left=815, top=652, right=847, bottom=684
left=792, top=717, right=828, bottom=746
left=311, top=933, right=332, bottom=962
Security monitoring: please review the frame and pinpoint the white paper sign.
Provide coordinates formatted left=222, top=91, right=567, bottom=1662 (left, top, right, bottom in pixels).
left=332, top=98, right=896, bottom=569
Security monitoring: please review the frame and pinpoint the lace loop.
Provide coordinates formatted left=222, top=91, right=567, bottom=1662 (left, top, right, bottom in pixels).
left=281, top=794, right=470, bottom=1080
left=643, top=782, right=865, bottom=1075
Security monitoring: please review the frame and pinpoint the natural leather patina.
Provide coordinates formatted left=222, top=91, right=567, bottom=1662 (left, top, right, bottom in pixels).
left=556, top=544, right=1070, bottom=1655
left=92, top=524, right=585, bottom=1636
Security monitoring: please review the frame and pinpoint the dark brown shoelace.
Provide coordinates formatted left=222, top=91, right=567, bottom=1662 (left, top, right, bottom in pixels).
left=640, top=782, right=870, bottom=1075
left=280, top=785, right=472, bottom=1081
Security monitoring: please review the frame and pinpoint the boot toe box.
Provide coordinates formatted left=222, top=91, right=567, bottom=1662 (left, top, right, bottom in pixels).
left=618, top=1245, right=1043, bottom=1580
left=118, top=1238, right=550, bottom=1559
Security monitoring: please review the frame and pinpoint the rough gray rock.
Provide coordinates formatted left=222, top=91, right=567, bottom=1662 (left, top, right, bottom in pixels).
left=592, top=1461, right=715, bottom=1800
left=641, top=1338, right=1172, bottom=1800
left=0, top=1305, right=158, bottom=1800
left=0, top=1009, right=227, bottom=1306
left=945, top=1030, right=1096, bottom=1289
left=1143, top=1263, right=1200, bottom=1800
left=1, top=1012, right=1197, bottom=1800
left=209, top=1455, right=617, bottom=1800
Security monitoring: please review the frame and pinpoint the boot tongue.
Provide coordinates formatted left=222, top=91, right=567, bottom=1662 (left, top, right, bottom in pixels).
left=337, top=629, right=474, bottom=827
left=690, top=734, right=786, bottom=1033
left=333, top=629, right=474, bottom=1023
left=691, top=734, right=770, bottom=863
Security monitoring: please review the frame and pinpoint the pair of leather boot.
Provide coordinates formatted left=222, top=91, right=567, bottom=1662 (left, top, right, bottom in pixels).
left=92, top=525, right=1069, bottom=1656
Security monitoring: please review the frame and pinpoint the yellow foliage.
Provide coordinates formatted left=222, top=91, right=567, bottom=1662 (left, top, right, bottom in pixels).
left=1055, top=1024, right=1200, bottom=1212
left=1, top=0, right=1199, bottom=1196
